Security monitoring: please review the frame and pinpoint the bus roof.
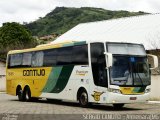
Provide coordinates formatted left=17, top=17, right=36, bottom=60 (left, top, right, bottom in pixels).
left=8, top=41, right=143, bottom=54
left=8, top=41, right=86, bottom=54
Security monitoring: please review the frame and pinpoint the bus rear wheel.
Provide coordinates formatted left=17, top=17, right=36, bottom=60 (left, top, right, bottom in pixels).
left=17, top=89, right=24, bottom=101
left=23, top=88, right=31, bottom=102
left=113, top=104, right=124, bottom=109
left=79, top=90, right=89, bottom=107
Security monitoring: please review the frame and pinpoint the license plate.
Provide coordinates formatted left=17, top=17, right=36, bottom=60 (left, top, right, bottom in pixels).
left=130, top=97, right=137, bottom=100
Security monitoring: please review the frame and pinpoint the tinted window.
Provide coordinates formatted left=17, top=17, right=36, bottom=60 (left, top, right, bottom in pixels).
left=22, top=52, right=32, bottom=67
left=43, top=49, right=57, bottom=66
left=43, top=45, right=88, bottom=66
left=10, top=53, right=22, bottom=68
left=57, top=47, right=72, bottom=65
left=32, top=51, right=44, bottom=67
left=72, top=45, right=88, bottom=65
left=8, top=44, right=88, bottom=68
left=91, top=43, right=108, bottom=87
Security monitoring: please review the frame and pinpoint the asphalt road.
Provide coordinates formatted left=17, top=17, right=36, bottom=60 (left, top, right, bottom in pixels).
left=0, top=92, right=160, bottom=120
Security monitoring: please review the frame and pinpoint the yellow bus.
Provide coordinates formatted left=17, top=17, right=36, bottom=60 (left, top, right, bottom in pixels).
left=6, top=41, right=158, bottom=108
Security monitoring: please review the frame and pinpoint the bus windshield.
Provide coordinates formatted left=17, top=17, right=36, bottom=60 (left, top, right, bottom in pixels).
left=107, top=43, right=150, bottom=86
left=110, top=56, right=150, bottom=86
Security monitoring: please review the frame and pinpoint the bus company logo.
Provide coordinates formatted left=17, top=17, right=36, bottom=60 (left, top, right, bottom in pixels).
left=76, top=70, right=88, bottom=76
left=23, top=69, right=45, bottom=76
left=92, top=91, right=104, bottom=101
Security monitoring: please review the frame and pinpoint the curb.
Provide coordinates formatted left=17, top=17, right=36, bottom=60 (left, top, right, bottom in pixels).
left=148, top=101, right=160, bottom=104
left=0, top=92, right=6, bottom=94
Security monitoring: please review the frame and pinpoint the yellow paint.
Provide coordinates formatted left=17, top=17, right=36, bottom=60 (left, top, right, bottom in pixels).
left=6, top=67, right=52, bottom=97
left=8, top=41, right=75, bottom=54
left=76, top=74, right=86, bottom=76
left=120, top=87, right=144, bottom=95
left=92, top=91, right=104, bottom=101
left=6, top=41, right=77, bottom=97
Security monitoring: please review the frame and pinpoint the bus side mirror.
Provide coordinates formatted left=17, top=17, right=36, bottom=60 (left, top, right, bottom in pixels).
left=104, top=52, right=113, bottom=68
left=147, top=54, right=158, bottom=70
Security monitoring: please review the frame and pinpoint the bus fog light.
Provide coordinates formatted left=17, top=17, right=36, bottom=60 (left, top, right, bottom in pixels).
left=108, top=88, right=121, bottom=94
left=145, top=88, right=151, bottom=93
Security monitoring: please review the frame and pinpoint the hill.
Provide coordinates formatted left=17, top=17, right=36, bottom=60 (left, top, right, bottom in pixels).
left=25, top=7, right=147, bottom=37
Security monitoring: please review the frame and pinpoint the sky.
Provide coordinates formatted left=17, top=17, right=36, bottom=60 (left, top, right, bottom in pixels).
left=0, top=0, right=160, bottom=26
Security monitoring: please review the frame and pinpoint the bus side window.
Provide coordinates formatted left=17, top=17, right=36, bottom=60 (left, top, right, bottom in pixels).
left=72, top=45, right=88, bottom=65
left=56, top=47, right=72, bottom=65
left=32, top=51, right=44, bottom=67
left=91, top=43, right=108, bottom=87
left=43, top=49, right=57, bottom=66
left=9, top=53, right=23, bottom=68
left=22, top=52, right=32, bottom=67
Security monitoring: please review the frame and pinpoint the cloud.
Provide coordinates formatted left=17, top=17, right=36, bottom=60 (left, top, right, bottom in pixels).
left=0, top=0, right=160, bottom=26
left=59, top=0, right=160, bottom=13
left=0, top=0, right=60, bottom=26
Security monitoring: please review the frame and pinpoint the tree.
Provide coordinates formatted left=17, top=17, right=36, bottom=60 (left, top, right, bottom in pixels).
left=0, top=22, right=38, bottom=59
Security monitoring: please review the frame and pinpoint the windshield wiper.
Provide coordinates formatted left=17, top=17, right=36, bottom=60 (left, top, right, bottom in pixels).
left=137, top=72, right=144, bottom=85
left=132, top=63, right=144, bottom=85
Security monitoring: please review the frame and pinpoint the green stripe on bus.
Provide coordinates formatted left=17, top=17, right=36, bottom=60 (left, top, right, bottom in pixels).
left=138, top=87, right=146, bottom=92
left=133, top=87, right=146, bottom=93
left=42, top=67, right=62, bottom=93
left=74, top=41, right=86, bottom=46
left=63, top=43, right=74, bottom=47
left=51, top=65, right=74, bottom=93
left=132, top=87, right=139, bottom=93
left=62, top=41, right=86, bottom=47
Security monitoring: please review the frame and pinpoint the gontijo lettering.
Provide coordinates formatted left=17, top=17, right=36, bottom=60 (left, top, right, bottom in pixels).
left=23, top=69, right=45, bottom=76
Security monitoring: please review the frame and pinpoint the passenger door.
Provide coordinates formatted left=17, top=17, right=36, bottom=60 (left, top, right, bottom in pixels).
left=90, top=43, right=108, bottom=102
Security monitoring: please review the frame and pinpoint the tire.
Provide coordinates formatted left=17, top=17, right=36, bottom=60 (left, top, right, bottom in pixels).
left=78, top=90, right=89, bottom=107
left=113, top=104, right=124, bottom=109
left=17, top=89, right=24, bottom=101
left=23, top=88, right=31, bottom=102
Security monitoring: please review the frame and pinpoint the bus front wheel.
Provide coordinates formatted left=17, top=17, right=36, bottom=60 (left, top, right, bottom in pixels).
left=79, top=90, right=89, bottom=107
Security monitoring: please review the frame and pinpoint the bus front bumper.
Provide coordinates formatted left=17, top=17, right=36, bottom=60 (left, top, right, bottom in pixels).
left=106, top=92, right=150, bottom=104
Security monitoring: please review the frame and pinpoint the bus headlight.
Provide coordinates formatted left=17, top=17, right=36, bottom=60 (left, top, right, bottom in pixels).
left=108, top=88, right=121, bottom=94
left=145, top=88, right=151, bottom=93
